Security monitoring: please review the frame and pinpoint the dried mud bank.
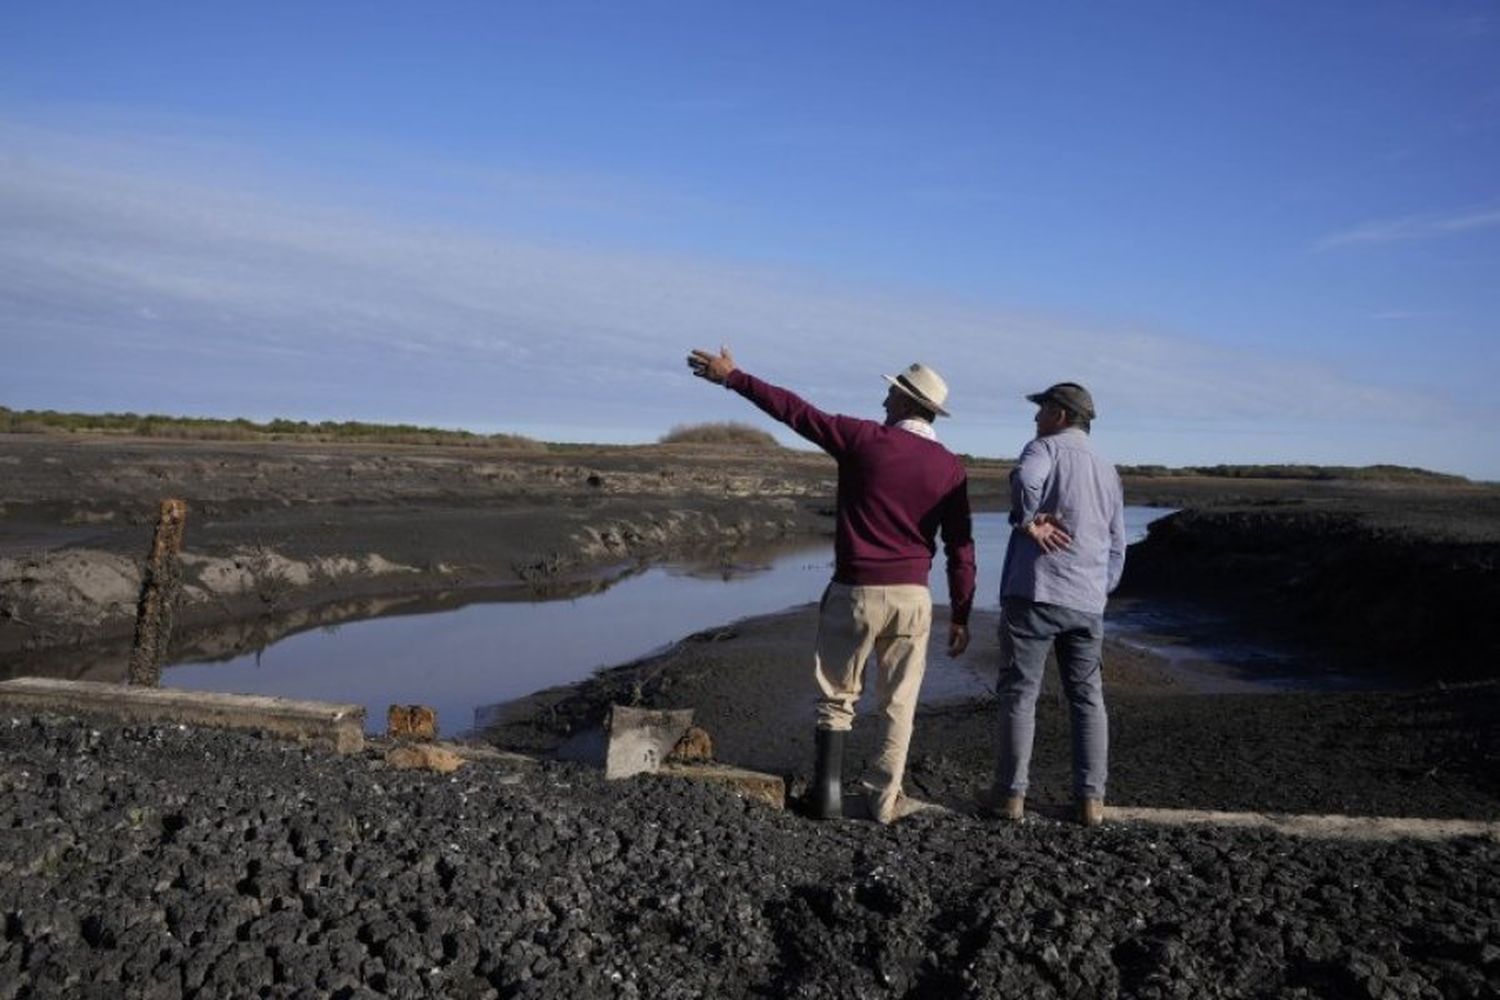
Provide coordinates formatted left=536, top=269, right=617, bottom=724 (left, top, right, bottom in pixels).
left=6, top=433, right=1485, bottom=676
left=5, top=441, right=1500, bottom=996
left=1118, top=494, right=1500, bottom=685
left=3, top=714, right=1499, bottom=999
left=486, top=605, right=1500, bottom=823
left=0, top=436, right=847, bottom=672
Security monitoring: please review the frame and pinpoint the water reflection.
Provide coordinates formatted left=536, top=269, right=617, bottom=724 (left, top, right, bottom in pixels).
left=164, top=508, right=1176, bottom=735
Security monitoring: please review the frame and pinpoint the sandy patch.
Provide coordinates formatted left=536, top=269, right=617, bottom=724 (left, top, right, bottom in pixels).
left=0, top=550, right=141, bottom=627
left=179, top=547, right=418, bottom=602
left=1109, top=806, right=1500, bottom=843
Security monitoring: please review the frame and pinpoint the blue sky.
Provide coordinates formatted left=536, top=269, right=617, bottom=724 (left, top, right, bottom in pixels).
left=2, top=2, right=1498, bottom=478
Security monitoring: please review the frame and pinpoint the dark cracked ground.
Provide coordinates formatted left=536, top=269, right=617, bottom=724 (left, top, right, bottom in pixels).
left=4, top=439, right=1500, bottom=997
left=2, top=714, right=1498, bottom=1000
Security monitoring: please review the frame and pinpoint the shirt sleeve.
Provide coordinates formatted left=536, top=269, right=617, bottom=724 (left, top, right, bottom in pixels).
left=1009, top=438, right=1053, bottom=526
left=724, top=369, right=861, bottom=456
left=1106, top=469, right=1126, bottom=593
left=940, top=473, right=976, bottom=626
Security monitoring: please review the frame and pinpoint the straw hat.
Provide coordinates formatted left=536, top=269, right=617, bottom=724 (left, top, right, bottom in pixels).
left=882, top=363, right=951, bottom=417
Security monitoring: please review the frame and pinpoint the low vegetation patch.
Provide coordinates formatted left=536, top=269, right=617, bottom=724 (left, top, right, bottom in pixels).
left=0, top=406, right=545, bottom=450
left=659, top=421, right=781, bottom=448
left=1120, top=462, right=1467, bottom=484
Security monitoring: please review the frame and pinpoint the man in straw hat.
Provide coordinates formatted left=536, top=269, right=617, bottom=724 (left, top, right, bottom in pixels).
left=988, top=381, right=1126, bottom=827
left=686, top=347, right=975, bottom=823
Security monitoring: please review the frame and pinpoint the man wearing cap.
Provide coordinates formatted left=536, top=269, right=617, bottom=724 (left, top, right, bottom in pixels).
left=686, top=346, right=975, bottom=824
left=991, top=382, right=1125, bottom=827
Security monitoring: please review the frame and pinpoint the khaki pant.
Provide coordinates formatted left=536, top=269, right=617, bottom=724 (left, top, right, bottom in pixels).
left=814, top=582, right=932, bottom=823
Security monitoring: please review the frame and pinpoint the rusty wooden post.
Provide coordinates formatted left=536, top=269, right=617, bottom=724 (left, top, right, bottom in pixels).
left=128, top=499, right=188, bottom=687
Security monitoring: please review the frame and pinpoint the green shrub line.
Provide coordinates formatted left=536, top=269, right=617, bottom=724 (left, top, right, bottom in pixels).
left=0, top=406, right=1470, bottom=482
left=0, top=406, right=545, bottom=450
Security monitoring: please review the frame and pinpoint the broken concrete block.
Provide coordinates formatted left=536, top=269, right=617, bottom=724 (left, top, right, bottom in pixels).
left=604, top=705, right=693, bottom=780
left=668, top=724, right=714, bottom=763
left=385, top=744, right=465, bottom=774
left=387, top=704, right=438, bottom=741
left=0, top=678, right=364, bottom=754
left=437, top=743, right=538, bottom=768
left=661, top=763, right=786, bottom=810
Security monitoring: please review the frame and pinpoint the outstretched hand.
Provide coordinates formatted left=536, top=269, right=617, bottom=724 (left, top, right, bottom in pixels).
left=687, top=346, right=737, bottom=384
left=1025, top=512, right=1073, bottom=554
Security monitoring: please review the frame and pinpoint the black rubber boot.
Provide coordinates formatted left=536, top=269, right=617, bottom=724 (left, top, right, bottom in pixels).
left=808, top=728, right=844, bottom=820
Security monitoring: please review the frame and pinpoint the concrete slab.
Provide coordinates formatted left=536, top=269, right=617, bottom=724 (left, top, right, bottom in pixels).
left=660, top=762, right=786, bottom=810
left=604, top=705, right=693, bottom=780
left=363, top=737, right=538, bottom=770
left=1107, top=805, right=1500, bottom=843
left=385, top=743, right=465, bottom=773
left=0, top=677, right=365, bottom=754
left=431, top=742, right=539, bottom=768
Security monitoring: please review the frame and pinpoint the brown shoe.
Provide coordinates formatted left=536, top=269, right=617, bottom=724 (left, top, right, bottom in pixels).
left=1078, top=798, right=1105, bottom=827
left=976, top=789, right=1025, bottom=821
left=876, top=791, right=940, bottom=824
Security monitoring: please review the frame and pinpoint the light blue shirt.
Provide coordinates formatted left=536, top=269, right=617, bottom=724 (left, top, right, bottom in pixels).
left=1000, top=428, right=1126, bottom=615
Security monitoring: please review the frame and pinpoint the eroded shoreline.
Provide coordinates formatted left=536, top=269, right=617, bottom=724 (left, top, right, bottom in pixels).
left=6, top=433, right=1497, bottom=691
left=4, top=435, right=1500, bottom=995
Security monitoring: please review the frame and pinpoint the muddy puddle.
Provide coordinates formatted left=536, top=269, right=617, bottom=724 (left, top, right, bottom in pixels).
left=165, top=539, right=836, bottom=736
left=147, top=508, right=1328, bottom=736
left=1106, top=597, right=1374, bottom=693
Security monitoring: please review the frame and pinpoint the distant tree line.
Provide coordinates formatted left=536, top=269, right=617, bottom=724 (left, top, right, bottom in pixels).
left=956, top=458, right=1465, bottom=484
left=0, top=407, right=1471, bottom=481
left=1118, top=462, right=1467, bottom=484
left=0, top=406, right=544, bottom=450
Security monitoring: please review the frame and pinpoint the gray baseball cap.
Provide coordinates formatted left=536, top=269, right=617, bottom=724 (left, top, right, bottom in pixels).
left=1026, top=382, right=1096, bottom=420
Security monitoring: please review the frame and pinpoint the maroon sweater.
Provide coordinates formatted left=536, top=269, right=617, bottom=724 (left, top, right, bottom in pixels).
left=726, top=369, right=976, bottom=625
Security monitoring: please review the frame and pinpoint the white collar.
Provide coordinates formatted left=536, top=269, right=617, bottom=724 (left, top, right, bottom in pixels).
left=895, top=418, right=937, bottom=441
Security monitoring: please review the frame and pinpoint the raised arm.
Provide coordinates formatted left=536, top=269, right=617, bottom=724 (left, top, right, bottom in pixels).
left=687, top=346, right=860, bottom=456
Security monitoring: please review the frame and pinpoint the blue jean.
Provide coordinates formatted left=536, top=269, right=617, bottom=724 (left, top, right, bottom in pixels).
left=994, top=597, right=1108, bottom=800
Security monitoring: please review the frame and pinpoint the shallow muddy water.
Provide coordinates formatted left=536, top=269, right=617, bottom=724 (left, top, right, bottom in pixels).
left=165, top=509, right=1191, bottom=735
left=1105, top=598, right=1375, bottom=693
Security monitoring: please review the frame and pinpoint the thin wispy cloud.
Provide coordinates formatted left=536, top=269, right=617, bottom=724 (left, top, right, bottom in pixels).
left=907, top=185, right=1007, bottom=207
left=1315, top=207, right=1500, bottom=249
left=654, top=94, right=753, bottom=115
left=0, top=117, right=1480, bottom=473
left=1369, top=309, right=1444, bottom=322
left=1437, top=12, right=1496, bottom=40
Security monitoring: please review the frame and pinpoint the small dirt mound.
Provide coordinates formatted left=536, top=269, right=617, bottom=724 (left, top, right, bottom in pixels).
left=659, top=422, right=780, bottom=448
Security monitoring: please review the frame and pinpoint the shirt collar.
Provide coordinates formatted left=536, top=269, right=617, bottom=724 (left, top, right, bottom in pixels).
left=896, top=418, right=937, bottom=441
